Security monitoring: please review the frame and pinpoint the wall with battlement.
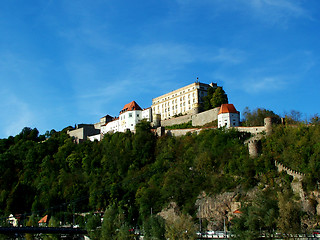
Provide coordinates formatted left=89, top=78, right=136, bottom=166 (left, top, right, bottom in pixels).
left=275, top=160, right=305, bottom=180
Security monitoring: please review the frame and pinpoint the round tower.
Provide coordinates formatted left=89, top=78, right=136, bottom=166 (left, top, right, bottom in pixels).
left=152, top=114, right=161, bottom=128
left=264, top=117, right=273, bottom=136
left=192, top=103, right=200, bottom=115
left=248, top=140, right=259, bottom=158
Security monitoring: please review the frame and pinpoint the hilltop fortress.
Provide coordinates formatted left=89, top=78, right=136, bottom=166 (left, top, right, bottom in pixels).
left=67, top=81, right=242, bottom=143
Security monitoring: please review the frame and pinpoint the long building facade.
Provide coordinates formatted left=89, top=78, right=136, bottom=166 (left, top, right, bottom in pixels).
left=101, top=101, right=152, bottom=134
left=151, top=82, right=216, bottom=120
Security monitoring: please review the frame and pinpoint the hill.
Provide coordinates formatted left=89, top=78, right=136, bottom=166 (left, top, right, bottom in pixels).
left=0, top=121, right=320, bottom=239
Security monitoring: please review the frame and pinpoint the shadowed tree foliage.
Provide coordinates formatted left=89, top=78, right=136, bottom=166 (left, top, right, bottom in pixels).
left=0, top=122, right=318, bottom=236
left=242, top=107, right=280, bottom=126
left=202, top=86, right=228, bottom=111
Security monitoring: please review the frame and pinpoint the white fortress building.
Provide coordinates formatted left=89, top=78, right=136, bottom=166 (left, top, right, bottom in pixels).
left=151, top=82, right=216, bottom=120
left=101, top=101, right=152, bottom=134
left=68, top=81, right=240, bottom=142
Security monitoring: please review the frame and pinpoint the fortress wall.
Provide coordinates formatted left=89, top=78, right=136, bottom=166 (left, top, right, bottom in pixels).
left=275, top=160, right=305, bottom=180
left=165, top=128, right=202, bottom=137
left=161, top=114, right=192, bottom=127
left=192, top=107, right=220, bottom=127
left=67, top=128, right=84, bottom=143
left=236, top=126, right=265, bottom=135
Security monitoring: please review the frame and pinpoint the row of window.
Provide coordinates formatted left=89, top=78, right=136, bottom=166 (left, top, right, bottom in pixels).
left=152, top=87, right=198, bottom=104
left=163, top=106, right=192, bottom=118
left=158, top=98, right=196, bottom=108
left=120, top=113, right=141, bottom=120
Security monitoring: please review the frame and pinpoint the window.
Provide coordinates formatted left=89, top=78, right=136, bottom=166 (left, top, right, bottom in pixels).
left=137, top=114, right=139, bottom=117
left=129, top=113, right=132, bottom=118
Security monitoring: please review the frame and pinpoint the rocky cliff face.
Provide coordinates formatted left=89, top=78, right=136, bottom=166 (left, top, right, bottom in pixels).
left=195, top=191, right=242, bottom=230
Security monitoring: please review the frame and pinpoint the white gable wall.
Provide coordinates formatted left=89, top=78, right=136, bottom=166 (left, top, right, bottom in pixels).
left=119, top=110, right=143, bottom=132
left=218, top=112, right=240, bottom=128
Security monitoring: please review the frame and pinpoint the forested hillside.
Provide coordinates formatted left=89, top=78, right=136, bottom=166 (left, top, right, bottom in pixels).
left=0, top=121, right=320, bottom=239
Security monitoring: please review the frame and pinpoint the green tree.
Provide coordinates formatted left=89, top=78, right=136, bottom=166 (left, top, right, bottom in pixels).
left=210, top=87, right=228, bottom=108
left=143, top=215, right=166, bottom=240
left=310, top=114, right=320, bottom=124
left=202, top=86, right=217, bottom=110
left=101, top=205, right=125, bottom=240
left=231, top=189, right=278, bottom=240
left=116, top=223, right=132, bottom=240
left=202, top=86, right=228, bottom=110
left=242, top=107, right=279, bottom=126
left=277, top=190, right=301, bottom=236
left=284, top=110, right=303, bottom=124
left=86, top=213, right=102, bottom=240
left=165, top=214, right=197, bottom=240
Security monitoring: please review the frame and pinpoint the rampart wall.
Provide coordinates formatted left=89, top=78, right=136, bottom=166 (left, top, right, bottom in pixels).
left=275, top=160, right=305, bottom=181
left=161, top=115, right=192, bottom=127
left=236, top=126, right=265, bottom=135
left=160, top=107, right=220, bottom=128
left=192, top=107, right=220, bottom=126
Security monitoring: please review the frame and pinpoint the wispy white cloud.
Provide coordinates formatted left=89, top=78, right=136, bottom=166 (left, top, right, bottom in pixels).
left=209, top=48, right=246, bottom=65
left=174, top=0, right=312, bottom=26
left=212, top=49, right=317, bottom=94
left=0, top=91, right=35, bottom=137
left=131, top=43, right=246, bottom=66
left=243, top=76, right=287, bottom=93
left=244, top=0, right=312, bottom=25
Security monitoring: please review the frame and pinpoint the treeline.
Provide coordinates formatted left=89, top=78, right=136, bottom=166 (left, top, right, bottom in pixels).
left=1, top=119, right=320, bottom=239
left=0, top=123, right=251, bottom=224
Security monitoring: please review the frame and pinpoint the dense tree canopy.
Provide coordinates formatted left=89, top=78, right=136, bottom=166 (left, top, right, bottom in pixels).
left=0, top=119, right=319, bottom=237
left=242, top=107, right=280, bottom=126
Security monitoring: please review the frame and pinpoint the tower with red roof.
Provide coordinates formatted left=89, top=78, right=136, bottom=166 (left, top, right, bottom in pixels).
left=218, top=104, right=240, bottom=128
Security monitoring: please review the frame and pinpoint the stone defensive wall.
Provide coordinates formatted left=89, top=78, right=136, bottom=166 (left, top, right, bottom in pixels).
left=161, top=114, right=192, bottom=127
left=275, top=160, right=305, bottom=181
left=160, top=107, right=220, bottom=128
left=236, top=126, right=266, bottom=135
left=191, top=107, right=220, bottom=126
left=165, top=127, right=216, bottom=137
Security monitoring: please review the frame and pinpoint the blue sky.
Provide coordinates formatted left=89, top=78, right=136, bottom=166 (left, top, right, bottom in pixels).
left=0, top=0, right=319, bottom=138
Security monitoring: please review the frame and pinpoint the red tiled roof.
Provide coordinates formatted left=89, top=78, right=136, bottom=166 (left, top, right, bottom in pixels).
left=38, top=215, right=48, bottom=223
left=218, top=104, right=238, bottom=114
left=120, top=101, right=142, bottom=113
left=233, top=209, right=242, bottom=214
